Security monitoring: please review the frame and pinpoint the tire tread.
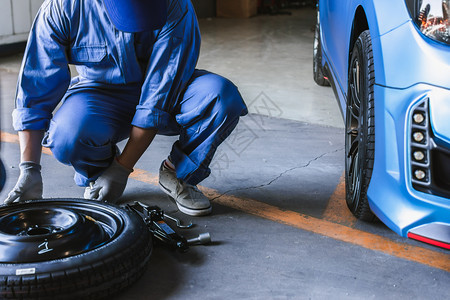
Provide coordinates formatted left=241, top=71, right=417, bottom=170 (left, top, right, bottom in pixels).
left=346, top=30, right=377, bottom=222
left=0, top=200, right=152, bottom=299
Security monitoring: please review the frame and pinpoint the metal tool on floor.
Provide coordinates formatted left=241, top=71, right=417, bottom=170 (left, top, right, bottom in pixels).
left=127, top=201, right=211, bottom=252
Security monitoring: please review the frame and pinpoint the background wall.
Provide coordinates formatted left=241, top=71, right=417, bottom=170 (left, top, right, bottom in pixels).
left=191, top=0, right=216, bottom=18
left=0, top=0, right=44, bottom=46
left=0, top=0, right=215, bottom=49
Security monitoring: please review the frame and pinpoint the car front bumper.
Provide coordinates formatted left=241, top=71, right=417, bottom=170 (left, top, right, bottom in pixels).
left=369, top=83, right=450, bottom=248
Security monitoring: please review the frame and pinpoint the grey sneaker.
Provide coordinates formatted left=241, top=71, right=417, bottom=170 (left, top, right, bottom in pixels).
left=159, top=161, right=212, bottom=216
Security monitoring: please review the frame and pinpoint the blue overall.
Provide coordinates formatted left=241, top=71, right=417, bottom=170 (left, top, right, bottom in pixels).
left=13, top=0, right=247, bottom=186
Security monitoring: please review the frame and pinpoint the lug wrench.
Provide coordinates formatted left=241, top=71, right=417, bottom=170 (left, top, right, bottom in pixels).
left=127, top=202, right=211, bottom=252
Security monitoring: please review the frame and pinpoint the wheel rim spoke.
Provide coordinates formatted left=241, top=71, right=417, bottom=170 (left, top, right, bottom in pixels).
left=347, top=137, right=358, bottom=158
left=348, top=99, right=360, bottom=121
left=346, top=53, right=364, bottom=205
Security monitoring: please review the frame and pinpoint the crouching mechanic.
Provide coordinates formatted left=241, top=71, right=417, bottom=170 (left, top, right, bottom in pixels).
left=4, top=0, right=247, bottom=216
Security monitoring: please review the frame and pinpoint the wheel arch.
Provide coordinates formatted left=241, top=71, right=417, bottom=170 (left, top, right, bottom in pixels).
left=348, top=6, right=369, bottom=77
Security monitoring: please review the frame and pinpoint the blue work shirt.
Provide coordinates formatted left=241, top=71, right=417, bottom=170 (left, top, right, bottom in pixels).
left=13, top=0, right=200, bottom=134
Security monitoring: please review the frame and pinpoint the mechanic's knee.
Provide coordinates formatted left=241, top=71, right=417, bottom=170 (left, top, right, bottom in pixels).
left=45, top=119, right=113, bottom=164
left=208, top=75, right=248, bottom=122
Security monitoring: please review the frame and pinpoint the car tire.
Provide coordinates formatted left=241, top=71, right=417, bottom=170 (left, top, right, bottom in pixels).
left=345, top=30, right=376, bottom=221
left=0, top=159, right=5, bottom=192
left=0, top=199, right=152, bottom=299
left=313, top=6, right=330, bottom=86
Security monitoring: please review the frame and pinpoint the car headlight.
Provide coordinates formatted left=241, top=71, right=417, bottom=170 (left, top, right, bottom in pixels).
left=405, top=0, right=450, bottom=44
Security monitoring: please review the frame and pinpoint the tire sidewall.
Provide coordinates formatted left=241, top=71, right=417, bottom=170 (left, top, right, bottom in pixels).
left=0, top=199, right=150, bottom=276
left=345, top=30, right=375, bottom=219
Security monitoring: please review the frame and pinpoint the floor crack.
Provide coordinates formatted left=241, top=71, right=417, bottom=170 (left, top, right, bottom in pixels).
left=210, top=147, right=344, bottom=201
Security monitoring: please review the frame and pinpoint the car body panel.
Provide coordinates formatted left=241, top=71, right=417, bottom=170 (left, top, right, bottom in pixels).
left=320, top=0, right=411, bottom=110
left=318, top=0, right=450, bottom=247
left=429, top=94, right=450, bottom=147
left=379, top=21, right=450, bottom=89
left=370, top=84, right=450, bottom=236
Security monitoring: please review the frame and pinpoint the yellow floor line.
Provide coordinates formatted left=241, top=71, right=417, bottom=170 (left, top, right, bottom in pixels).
left=1, top=132, right=51, bottom=155
left=1, top=132, right=19, bottom=143
left=322, top=174, right=357, bottom=227
left=131, top=165, right=450, bottom=273
left=2, top=131, right=449, bottom=272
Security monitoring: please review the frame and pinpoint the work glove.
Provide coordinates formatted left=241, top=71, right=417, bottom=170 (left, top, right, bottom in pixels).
left=4, top=162, right=43, bottom=205
left=84, top=159, right=132, bottom=203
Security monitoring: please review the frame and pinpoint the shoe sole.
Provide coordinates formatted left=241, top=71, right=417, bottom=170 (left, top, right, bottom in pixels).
left=159, top=182, right=212, bottom=217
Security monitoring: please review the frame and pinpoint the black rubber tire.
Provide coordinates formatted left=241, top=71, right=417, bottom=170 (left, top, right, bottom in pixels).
left=345, top=30, right=376, bottom=221
left=0, top=199, right=152, bottom=299
left=313, top=6, right=330, bottom=86
left=0, top=159, right=5, bottom=193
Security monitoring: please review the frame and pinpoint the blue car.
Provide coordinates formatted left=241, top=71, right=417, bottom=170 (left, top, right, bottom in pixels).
left=314, top=0, right=450, bottom=249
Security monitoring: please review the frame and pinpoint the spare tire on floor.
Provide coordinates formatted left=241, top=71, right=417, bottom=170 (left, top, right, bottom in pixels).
left=0, top=198, right=152, bottom=299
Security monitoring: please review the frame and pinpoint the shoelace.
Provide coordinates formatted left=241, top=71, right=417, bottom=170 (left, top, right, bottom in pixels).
left=177, top=181, right=201, bottom=196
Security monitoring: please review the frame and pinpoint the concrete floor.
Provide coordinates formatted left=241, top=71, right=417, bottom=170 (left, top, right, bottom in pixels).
left=0, top=7, right=449, bottom=300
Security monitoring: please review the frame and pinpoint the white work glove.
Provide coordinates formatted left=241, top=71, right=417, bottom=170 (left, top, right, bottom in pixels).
left=4, top=162, right=43, bottom=205
left=84, top=159, right=132, bottom=203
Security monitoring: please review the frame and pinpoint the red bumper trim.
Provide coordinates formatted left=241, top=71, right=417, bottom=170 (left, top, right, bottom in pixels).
left=408, top=232, right=450, bottom=250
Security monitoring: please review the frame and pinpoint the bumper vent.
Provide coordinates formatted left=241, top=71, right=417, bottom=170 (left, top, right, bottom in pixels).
left=410, top=100, right=431, bottom=187
left=410, top=99, right=450, bottom=198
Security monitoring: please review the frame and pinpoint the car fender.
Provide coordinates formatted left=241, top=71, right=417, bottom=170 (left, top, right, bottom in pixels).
left=320, top=0, right=411, bottom=116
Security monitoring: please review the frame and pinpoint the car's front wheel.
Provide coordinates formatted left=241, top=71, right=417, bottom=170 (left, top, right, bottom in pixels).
left=345, top=30, right=376, bottom=221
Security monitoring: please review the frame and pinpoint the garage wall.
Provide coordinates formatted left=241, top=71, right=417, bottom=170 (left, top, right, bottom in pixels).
left=0, top=0, right=44, bottom=46
left=0, top=0, right=216, bottom=50
left=191, top=0, right=216, bottom=18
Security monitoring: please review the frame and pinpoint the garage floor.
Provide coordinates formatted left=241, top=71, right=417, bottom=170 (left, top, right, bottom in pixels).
left=0, top=7, right=448, bottom=300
